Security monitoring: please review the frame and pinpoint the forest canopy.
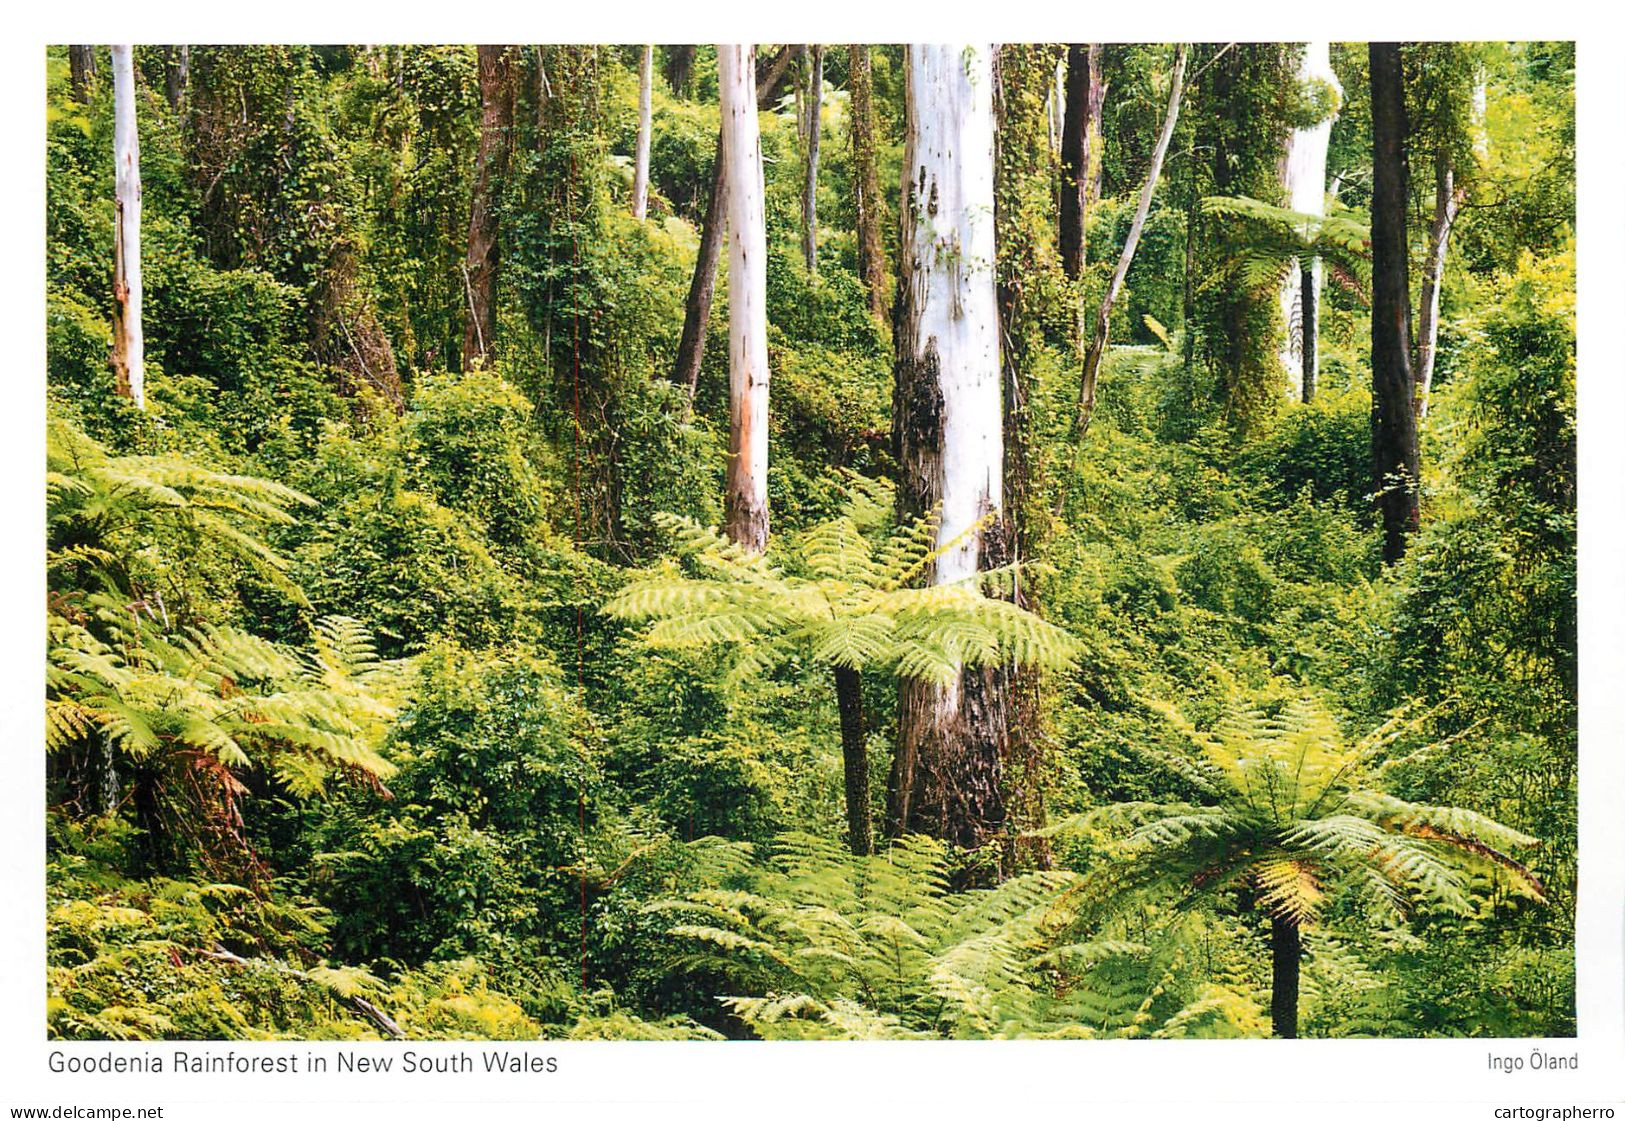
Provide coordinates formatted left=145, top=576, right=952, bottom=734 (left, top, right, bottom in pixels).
left=44, top=41, right=1575, bottom=1041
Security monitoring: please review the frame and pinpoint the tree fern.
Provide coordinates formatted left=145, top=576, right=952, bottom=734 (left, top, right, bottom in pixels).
left=1043, top=690, right=1546, bottom=1037
left=604, top=504, right=1077, bottom=855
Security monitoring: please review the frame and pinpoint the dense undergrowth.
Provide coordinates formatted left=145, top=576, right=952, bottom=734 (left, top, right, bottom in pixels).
left=44, top=44, right=1575, bottom=1040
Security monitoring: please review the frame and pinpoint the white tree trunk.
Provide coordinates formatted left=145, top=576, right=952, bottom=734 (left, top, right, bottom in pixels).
left=889, top=44, right=1006, bottom=845
left=1276, top=41, right=1340, bottom=401
left=901, top=43, right=1002, bottom=587
left=718, top=44, right=770, bottom=553
left=111, top=44, right=145, bottom=410
left=632, top=45, right=653, bottom=221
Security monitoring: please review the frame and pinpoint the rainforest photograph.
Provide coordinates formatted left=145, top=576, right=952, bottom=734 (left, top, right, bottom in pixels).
left=42, top=40, right=1576, bottom=1043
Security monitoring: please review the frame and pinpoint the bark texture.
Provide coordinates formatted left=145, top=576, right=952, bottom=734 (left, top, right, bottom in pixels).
left=462, top=45, right=515, bottom=371
left=110, top=45, right=145, bottom=410
left=833, top=666, right=873, bottom=856
left=70, top=45, right=98, bottom=104
left=1369, top=42, right=1421, bottom=564
left=163, top=45, right=190, bottom=113
left=719, top=44, right=770, bottom=554
left=847, top=45, right=889, bottom=321
left=671, top=60, right=785, bottom=400
left=1058, top=44, right=1104, bottom=281
left=889, top=45, right=1007, bottom=851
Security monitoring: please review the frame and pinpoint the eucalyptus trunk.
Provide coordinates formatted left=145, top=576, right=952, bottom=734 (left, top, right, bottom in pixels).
left=1369, top=42, right=1421, bottom=564
left=632, top=45, right=653, bottom=221
left=718, top=44, right=770, bottom=553
left=888, top=44, right=1008, bottom=851
left=110, top=45, right=145, bottom=410
left=672, top=58, right=789, bottom=401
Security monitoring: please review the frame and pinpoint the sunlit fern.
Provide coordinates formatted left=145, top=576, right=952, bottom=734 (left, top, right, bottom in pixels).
left=1201, top=194, right=1372, bottom=306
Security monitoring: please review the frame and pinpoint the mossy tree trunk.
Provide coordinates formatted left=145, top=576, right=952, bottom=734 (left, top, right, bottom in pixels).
left=833, top=666, right=872, bottom=856
left=847, top=45, right=889, bottom=322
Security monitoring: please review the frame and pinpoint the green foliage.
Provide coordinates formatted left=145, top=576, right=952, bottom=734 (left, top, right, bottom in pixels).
left=605, top=506, right=1078, bottom=688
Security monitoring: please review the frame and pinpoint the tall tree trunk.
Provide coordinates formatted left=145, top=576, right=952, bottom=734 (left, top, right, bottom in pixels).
left=1369, top=42, right=1421, bottom=564
left=110, top=45, right=145, bottom=410
left=1270, top=915, right=1302, bottom=1038
left=1075, top=44, right=1187, bottom=438
left=162, top=45, right=189, bottom=114
left=1058, top=43, right=1104, bottom=281
left=801, top=45, right=823, bottom=274
left=888, top=44, right=1007, bottom=851
left=632, top=45, right=653, bottom=220
left=718, top=44, right=770, bottom=553
left=69, top=45, right=98, bottom=104
left=833, top=666, right=872, bottom=856
left=671, top=62, right=787, bottom=401
left=1414, top=155, right=1462, bottom=419
left=993, top=45, right=1063, bottom=871
left=462, top=45, right=515, bottom=371
left=847, top=45, right=888, bottom=322
left=664, top=44, right=695, bottom=99
left=1277, top=41, right=1340, bottom=401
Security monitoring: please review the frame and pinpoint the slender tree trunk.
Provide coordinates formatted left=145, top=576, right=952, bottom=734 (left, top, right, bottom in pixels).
left=755, top=45, right=797, bottom=108
left=1415, top=157, right=1464, bottom=419
left=847, top=45, right=888, bottom=322
left=1369, top=42, right=1421, bottom=564
left=70, top=45, right=98, bottom=104
left=718, top=44, right=770, bottom=554
left=1300, top=258, right=1319, bottom=403
left=801, top=45, right=823, bottom=274
left=664, top=45, right=695, bottom=98
left=110, top=45, right=145, bottom=410
left=1059, top=43, right=1104, bottom=281
left=1270, top=915, right=1302, bottom=1038
left=1075, top=44, right=1187, bottom=438
left=888, top=44, right=1007, bottom=851
left=672, top=62, right=788, bottom=401
left=673, top=138, right=727, bottom=399
left=1277, top=42, right=1340, bottom=400
left=462, top=45, right=515, bottom=371
left=833, top=666, right=872, bottom=856
left=162, top=45, right=189, bottom=114
left=632, top=45, right=653, bottom=220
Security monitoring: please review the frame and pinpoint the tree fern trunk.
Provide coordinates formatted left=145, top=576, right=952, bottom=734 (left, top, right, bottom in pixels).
left=833, top=666, right=872, bottom=856
left=1301, top=258, right=1319, bottom=404
left=1270, top=915, right=1301, bottom=1038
